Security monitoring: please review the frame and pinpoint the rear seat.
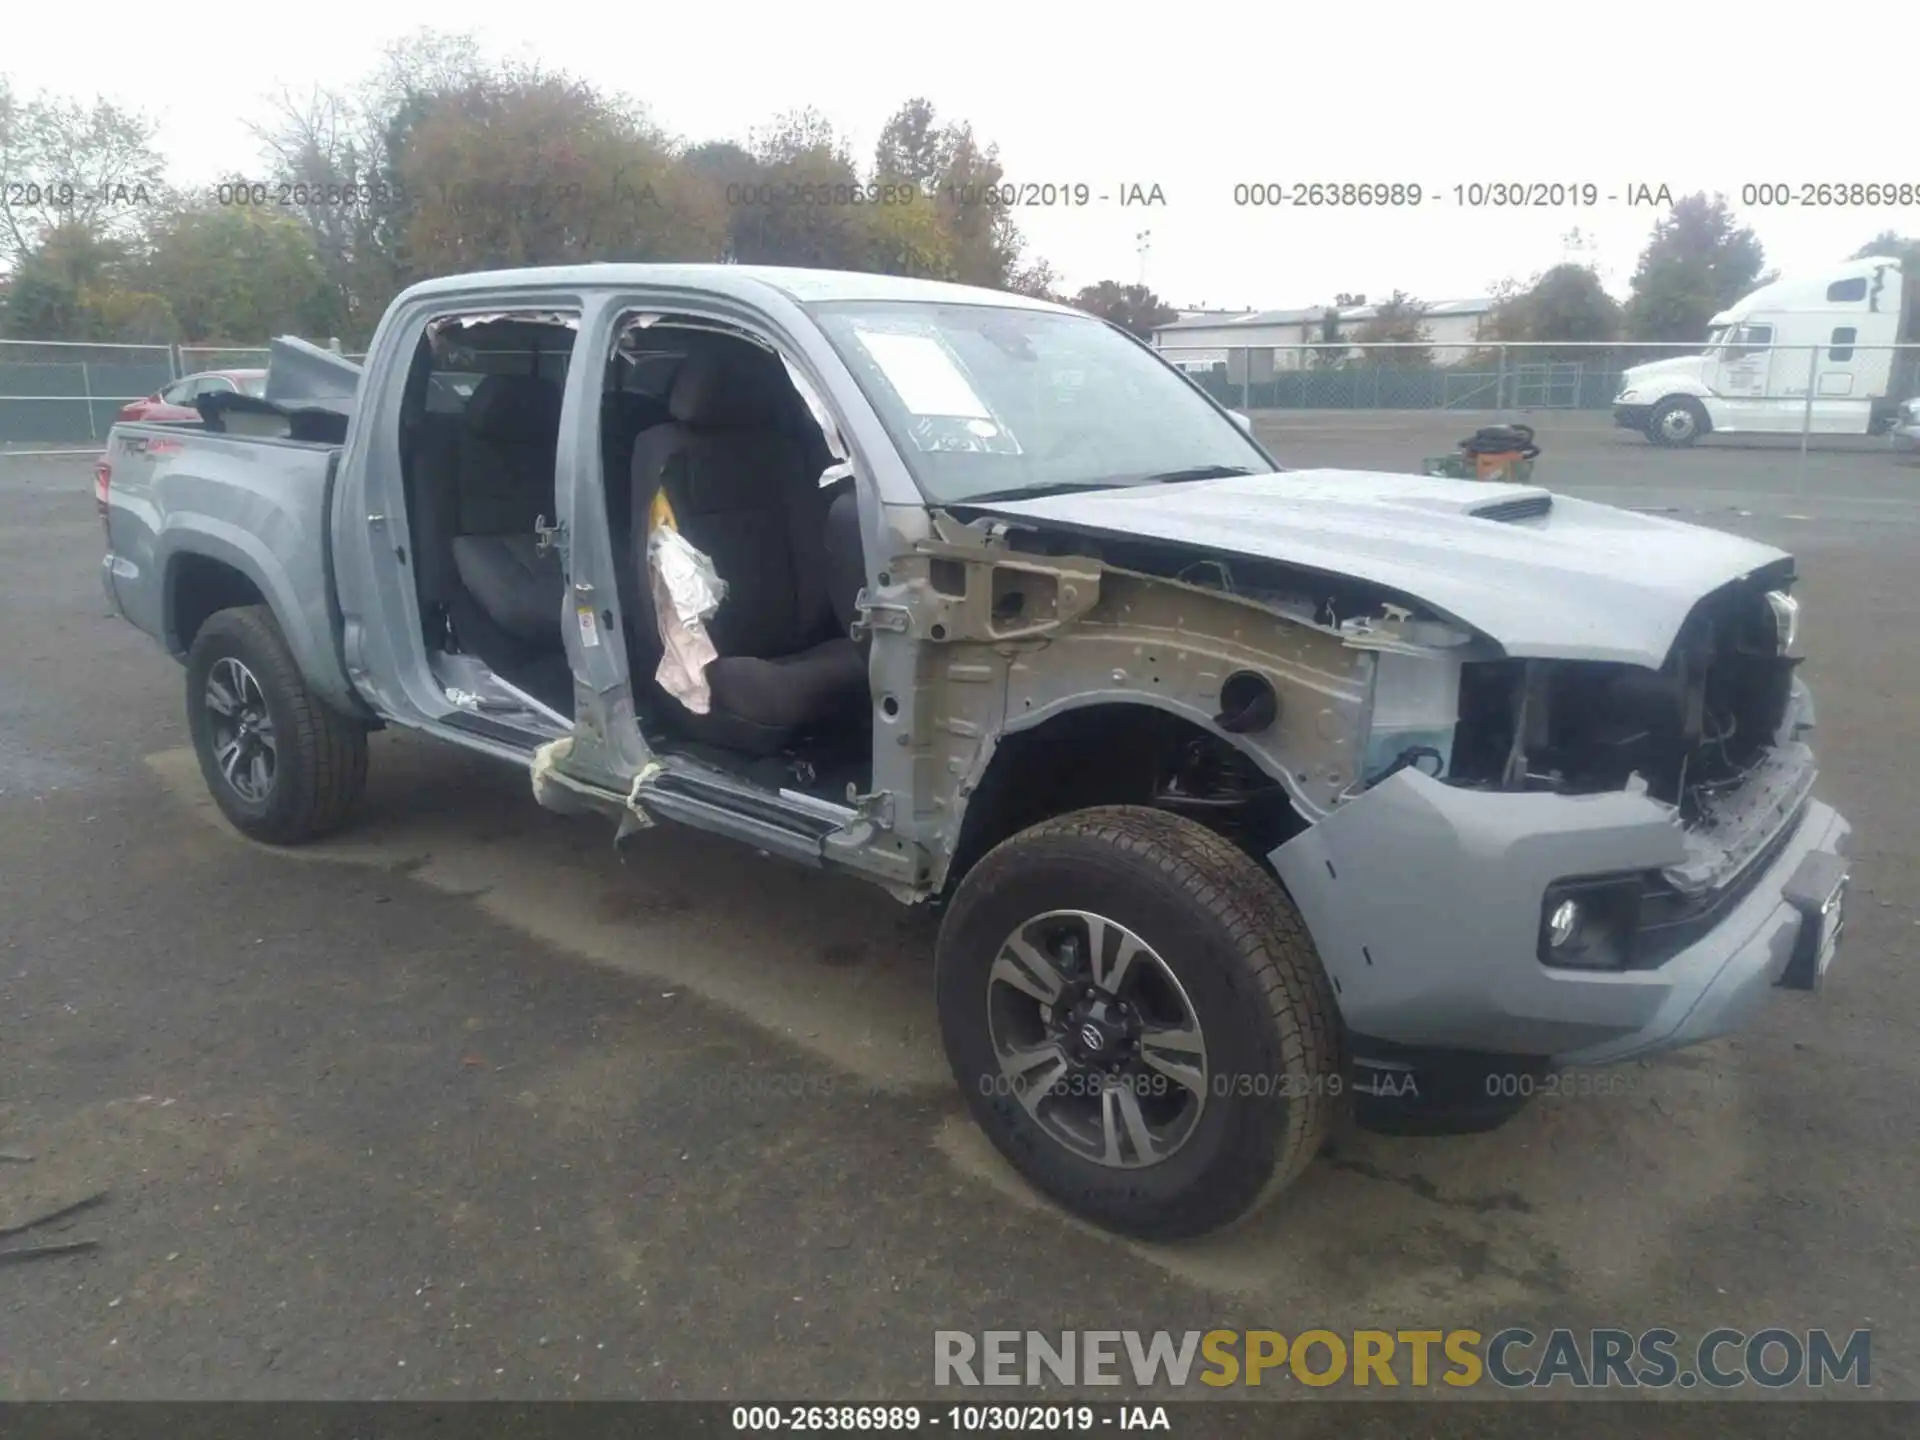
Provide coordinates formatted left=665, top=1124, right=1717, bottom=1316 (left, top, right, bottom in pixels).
left=451, top=534, right=563, bottom=644
left=443, top=374, right=566, bottom=649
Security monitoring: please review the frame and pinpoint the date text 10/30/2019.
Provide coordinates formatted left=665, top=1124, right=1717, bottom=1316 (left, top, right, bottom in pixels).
left=1233, top=181, right=1918, bottom=207
left=731, top=1405, right=1168, bottom=1432
left=1230, top=182, right=1680, bottom=207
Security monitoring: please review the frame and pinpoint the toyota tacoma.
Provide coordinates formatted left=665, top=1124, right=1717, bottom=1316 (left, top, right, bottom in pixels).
left=98, top=265, right=1852, bottom=1239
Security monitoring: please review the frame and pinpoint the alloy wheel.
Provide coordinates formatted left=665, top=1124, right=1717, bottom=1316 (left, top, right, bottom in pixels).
left=985, top=909, right=1209, bottom=1169
left=204, top=656, right=277, bottom=803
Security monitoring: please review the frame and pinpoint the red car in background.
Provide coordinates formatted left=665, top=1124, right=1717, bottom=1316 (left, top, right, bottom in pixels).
left=116, top=369, right=267, bottom=423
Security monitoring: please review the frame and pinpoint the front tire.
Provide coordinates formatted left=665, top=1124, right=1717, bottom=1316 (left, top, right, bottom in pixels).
left=1647, top=396, right=1707, bottom=448
left=185, top=605, right=368, bottom=844
left=936, top=806, right=1342, bottom=1240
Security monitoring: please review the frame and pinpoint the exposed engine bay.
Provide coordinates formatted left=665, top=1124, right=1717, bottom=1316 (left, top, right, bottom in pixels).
left=1446, top=561, right=1802, bottom=822
left=997, top=520, right=1803, bottom=834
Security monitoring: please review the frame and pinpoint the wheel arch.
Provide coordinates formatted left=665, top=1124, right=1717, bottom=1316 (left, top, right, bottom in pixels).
left=166, top=550, right=267, bottom=655
left=939, top=697, right=1309, bottom=898
left=159, top=527, right=362, bottom=716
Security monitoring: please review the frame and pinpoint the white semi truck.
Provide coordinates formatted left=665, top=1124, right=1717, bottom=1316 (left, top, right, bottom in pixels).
left=1614, top=256, right=1912, bottom=447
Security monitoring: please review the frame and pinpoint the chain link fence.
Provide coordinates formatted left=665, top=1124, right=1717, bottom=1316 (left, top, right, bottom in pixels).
left=4, top=335, right=1917, bottom=453
left=0, top=338, right=364, bottom=448
left=1156, top=340, right=1920, bottom=431
left=0, top=341, right=177, bottom=446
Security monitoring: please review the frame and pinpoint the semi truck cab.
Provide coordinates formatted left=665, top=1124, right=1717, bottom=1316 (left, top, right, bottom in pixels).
left=1615, top=257, right=1909, bottom=446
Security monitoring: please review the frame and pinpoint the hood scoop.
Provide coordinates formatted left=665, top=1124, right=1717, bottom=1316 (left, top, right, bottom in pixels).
left=1471, top=492, right=1553, bottom=524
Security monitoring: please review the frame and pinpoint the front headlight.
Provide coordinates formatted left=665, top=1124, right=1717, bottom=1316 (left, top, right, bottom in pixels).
left=1617, top=388, right=1639, bottom=403
left=1766, top=590, right=1800, bottom=654
left=1539, top=875, right=1643, bottom=969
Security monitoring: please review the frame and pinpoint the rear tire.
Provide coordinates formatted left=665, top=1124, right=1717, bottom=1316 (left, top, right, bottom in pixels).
left=185, top=605, right=368, bottom=844
left=1647, top=396, right=1707, bottom=448
left=936, top=806, right=1342, bottom=1240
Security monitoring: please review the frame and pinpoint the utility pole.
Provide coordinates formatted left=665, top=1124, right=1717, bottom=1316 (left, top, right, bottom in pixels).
left=1136, top=230, right=1152, bottom=289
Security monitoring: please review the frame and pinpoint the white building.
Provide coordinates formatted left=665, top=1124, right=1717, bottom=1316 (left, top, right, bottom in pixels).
left=1153, top=297, right=1497, bottom=376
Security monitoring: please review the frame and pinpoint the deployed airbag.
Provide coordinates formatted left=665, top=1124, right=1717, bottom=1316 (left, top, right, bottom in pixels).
left=649, top=524, right=728, bottom=713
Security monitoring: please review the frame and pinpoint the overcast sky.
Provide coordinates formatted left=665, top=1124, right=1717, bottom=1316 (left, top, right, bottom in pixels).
left=9, top=0, right=1912, bottom=308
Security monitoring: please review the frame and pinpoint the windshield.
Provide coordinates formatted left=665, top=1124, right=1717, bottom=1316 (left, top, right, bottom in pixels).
left=239, top=374, right=268, bottom=398
left=809, top=301, right=1275, bottom=503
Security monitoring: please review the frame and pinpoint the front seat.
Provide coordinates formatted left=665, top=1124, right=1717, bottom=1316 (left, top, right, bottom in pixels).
left=821, top=484, right=866, bottom=642
left=445, top=374, right=567, bottom=651
left=626, top=340, right=868, bottom=756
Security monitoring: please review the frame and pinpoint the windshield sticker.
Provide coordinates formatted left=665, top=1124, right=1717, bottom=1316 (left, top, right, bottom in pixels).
left=853, top=330, right=992, bottom=419
left=903, top=415, right=1023, bottom=455
left=852, top=327, right=1024, bottom=455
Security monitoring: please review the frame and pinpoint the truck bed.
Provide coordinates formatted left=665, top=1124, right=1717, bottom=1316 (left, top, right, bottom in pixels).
left=100, top=418, right=361, bottom=717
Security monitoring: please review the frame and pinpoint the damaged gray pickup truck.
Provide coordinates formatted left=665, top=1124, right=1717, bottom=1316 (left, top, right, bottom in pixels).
left=100, top=265, right=1852, bottom=1240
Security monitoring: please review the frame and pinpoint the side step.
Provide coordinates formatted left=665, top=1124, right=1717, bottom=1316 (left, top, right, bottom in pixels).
left=636, top=764, right=854, bottom=866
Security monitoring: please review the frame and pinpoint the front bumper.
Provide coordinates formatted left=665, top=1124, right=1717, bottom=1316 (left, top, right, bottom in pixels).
left=1613, top=403, right=1653, bottom=432
left=1270, top=762, right=1851, bottom=1066
left=1894, top=421, right=1920, bottom=453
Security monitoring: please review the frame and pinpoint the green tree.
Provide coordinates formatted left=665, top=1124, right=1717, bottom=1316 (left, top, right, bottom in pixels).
left=121, top=40, right=1064, bottom=339
left=0, top=220, right=174, bottom=341
left=1353, top=290, right=1432, bottom=366
left=864, top=196, right=958, bottom=280
left=0, top=263, right=87, bottom=337
left=872, top=98, right=949, bottom=193
left=1623, top=192, right=1765, bottom=343
left=1483, top=262, right=1620, bottom=361
left=682, top=139, right=759, bottom=187
left=933, top=124, right=1024, bottom=289
left=138, top=204, right=339, bottom=341
left=874, top=99, right=1034, bottom=291
left=1068, top=281, right=1176, bottom=341
left=393, top=68, right=725, bottom=275
left=728, top=108, right=870, bottom=270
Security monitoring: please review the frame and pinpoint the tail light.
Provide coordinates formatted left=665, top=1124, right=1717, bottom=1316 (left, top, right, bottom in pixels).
left=95, top=457, right=112, bottom=535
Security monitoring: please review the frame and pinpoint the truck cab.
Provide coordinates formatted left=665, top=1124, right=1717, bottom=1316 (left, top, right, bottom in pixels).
left=1615, top=257, right=1909, bottom=445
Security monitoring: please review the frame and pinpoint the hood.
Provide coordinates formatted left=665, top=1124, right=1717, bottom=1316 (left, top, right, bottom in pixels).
left=967, top=470, right=1789, bottom=668
left=1620, top=353, right=1707, bottom=387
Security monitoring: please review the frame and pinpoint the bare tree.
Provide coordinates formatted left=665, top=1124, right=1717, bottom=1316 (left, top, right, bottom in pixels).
left=247, top=86, right=377, bottom=328
left=0, top=79, right=163, bottom=266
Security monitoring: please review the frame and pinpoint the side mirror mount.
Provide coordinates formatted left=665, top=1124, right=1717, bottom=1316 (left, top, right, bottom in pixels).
left=1228, top=410, right=1255, bottom=433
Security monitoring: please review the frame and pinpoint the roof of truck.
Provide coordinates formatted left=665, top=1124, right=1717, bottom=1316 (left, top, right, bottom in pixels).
left=396, top=264, right=1074, bottom=315
left=1710, top=254, right=1905, bottom=325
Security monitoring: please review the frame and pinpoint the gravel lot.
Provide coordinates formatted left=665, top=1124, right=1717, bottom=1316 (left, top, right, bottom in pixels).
left=2, top=417, right=1916, bottom=1404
